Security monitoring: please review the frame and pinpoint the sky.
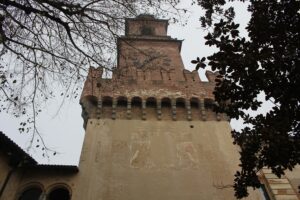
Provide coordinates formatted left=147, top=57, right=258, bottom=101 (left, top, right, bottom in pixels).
left=0, top=1, right=273, bottom=165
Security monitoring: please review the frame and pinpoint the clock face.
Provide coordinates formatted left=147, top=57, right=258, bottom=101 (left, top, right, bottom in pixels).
left=127, top=48, right=171, bottom=70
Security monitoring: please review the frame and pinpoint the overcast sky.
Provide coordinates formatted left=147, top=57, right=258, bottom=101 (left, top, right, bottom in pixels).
left=0, top=1, right=273, bottom=165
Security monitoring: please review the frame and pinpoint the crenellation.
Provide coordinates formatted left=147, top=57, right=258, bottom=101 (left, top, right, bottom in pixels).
left=205, top=71, right=218, bottom=83
left=82, top=68, right=217, bottom=99
left=89, top=67, right=103, bottom=80
left=183, top=70, right=201, bottom=83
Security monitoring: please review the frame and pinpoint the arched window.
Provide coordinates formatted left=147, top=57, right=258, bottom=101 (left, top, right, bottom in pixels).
left=19, top=187, right=42, bottom=200
left=47, top=187, right=70, bottom=200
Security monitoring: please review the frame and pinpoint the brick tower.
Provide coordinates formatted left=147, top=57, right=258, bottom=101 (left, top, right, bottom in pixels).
left=79, top=15, right=263, bottom=200
left=1, top=15, right=300, bottom=200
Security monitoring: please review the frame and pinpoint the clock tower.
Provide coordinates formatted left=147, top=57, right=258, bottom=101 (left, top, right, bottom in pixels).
left=78, top=15, right=263, bottom=200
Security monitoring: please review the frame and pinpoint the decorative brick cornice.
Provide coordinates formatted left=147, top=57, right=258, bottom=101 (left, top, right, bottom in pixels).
left=260, top=168, right=299, bottom=200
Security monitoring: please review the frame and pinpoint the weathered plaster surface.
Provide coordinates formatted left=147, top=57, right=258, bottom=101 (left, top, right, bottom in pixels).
left=72, top=119, right=262, bottom=200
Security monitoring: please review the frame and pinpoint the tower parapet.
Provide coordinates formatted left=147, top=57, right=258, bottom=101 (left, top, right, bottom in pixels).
left=80, top=16, right=225, bottom=128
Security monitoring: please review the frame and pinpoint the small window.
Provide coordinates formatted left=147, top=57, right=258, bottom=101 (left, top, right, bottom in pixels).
left=47, top=187, right=70, bottom=200
left=19, top=187, right=42, bottom=200
left=141, top=26, right=153, bottom=35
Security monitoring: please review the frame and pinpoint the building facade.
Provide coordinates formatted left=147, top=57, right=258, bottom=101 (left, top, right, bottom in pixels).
left=0, top=15, right=299, bottom=200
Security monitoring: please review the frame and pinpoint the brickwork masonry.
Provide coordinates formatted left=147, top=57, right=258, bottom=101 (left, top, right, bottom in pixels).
left=80, top=67, right=227, bottom=129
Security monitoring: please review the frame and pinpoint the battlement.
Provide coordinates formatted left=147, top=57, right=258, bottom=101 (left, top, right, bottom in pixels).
left=84, top=66, right=217, bottom=85
left=80, top=67, right=225, bottom=129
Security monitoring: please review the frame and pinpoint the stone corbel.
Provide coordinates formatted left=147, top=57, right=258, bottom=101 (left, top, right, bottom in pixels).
left=97, top=99, right=102, bottom=119
left=171, top=99, right=176, bottom=121
left=112, top=98, right=117, bottom=120
left=200, top=99, right=206, bottom=121
left=157, top=100, right=162, bottom=120
left=142, top=99, right=146, bottom=120
left=186, top=100, right=192, bottom=121
left=127, top=100, right=131, bottom=119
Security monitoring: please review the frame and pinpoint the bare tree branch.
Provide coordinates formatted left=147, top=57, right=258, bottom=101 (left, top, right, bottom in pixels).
left=0, top=0, right=185, bottom=156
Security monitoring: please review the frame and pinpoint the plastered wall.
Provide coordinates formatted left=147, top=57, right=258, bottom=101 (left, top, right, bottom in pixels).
left=73, top=119, right=263, bottom=200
